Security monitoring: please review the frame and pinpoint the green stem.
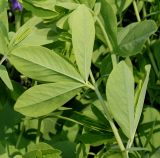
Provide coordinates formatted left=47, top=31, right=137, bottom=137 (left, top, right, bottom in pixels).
left=133, top=0, right=159, bottom=79
left=133, top=0, right=141, bottom=22
left=111, top=54, right=117, bottom=68
left=96, top=17, right=117, bottom=67
left=16, top=122, right=25, bottom=148
left=36, top=118, right=42, bottom=144
left=89, top=71, right=127, bottom=158
left=0, top=56, right=6, bottom=65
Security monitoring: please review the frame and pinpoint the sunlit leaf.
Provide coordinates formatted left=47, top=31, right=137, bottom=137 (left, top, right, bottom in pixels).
left=106, top=61, right=134, bottom=138
left=14, top=81, right=84, bottom=117
left=69, top=4, right=95, bottom=81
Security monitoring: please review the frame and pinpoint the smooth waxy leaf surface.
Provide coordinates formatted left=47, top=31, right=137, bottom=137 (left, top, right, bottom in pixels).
left=69, top=4, right=95, bottom=81
left=0, top=0, right=8, bottom=32
left=9, top=46, right=84, bottom=83
left=14, top=81, right=84, bottom=117
left=108, top=0, right=132, bottom=14
left=24, top=142, right=62, bottom=158
left=134, top=65, right=151, bottom=134
left=78, top=0, right=96, bottom=9
left=23, top=0, right=59, bottom=19
left=0, top=21, right=8, bottom=55
left=56, top=1, right=79, bottom=10
left=10, top=17, right=57, bottom=47
left=139, top=107, right=160, bottom=150
left=96, top=0, right=118, bottom=50
left=117, top=20, right=157, bottom=57
left=0, top=29, right=7, bottom=55
left=0, top=65, right=13, bottom=90
left=106, top=61, right=134, bottom=138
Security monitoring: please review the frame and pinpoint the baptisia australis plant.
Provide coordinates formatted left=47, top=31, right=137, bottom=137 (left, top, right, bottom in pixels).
left=0, top=0, right=159, bottom=158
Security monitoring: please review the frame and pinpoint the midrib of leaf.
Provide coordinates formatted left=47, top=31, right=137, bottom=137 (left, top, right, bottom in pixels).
left=11, top=54, right=84, bottom=84
left=17, top=83, right=84, bottom=109
left=120, top=31, right=155, bottom=46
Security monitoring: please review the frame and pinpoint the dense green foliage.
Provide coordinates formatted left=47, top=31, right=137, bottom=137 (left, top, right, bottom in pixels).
left=0, top=0, right=160, bottom=157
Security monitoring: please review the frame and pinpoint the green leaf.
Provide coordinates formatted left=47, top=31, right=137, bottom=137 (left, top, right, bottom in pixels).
left=14, top=81, right=84, bottom=117
left=69, top=4, right=95, bottom=81
left=23, top=150, right=42, bottom=158
left=0, top=65, right=13, bottom=90
left=0, top=21, right=8, bottom=55
left=106, top=61, right=134, bottom=138
left=107, top=0, right=132, bottom=14
left=134, top=65, right=151, bottom=135
left=139, top=107, right=160, bottom=150
left=0, top=0, right=8, bottom=32
left=9, top=46, right=84, bottom=83
left=0, top=81, right=10, bottom=109
left=150, top=149, right=160, bottom=158
left=103, top=153, right=123, bottom=158
left=80, top=131, right=113, bottom=146
left=23, top=0, right=59, bottom=19
left=151, top=40, right=160, bottom=70
left=10, top=81, right=25, bottom=101
left=117, top=20, right=157, bottom=57
left=0, top=31, right=7, bottom=55
left=28, top=142, right=62, bottom=158
left=10, top=17, right=58, bottom=47
left=56, top=1, right=79, bottom=10
left=71, top=112, right=108, bottom=131
left=78, top=0, right=96, bottom=9
left=96, top=0, right=118, bottom=50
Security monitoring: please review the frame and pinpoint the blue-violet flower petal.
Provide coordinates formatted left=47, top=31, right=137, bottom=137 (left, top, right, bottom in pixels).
left=11, top=0, right=23, bottom=11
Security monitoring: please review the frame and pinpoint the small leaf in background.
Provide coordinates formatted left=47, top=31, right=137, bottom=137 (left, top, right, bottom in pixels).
left=107, top=0, right=133, bottom=14
left=151, top=40, right=160, bottom=70
left=117, top=20, right=157, bottom=57
left=69, top=4, right=95, bottom=81
left=96, top=0, right=118, bottom=51
left=0, top=0, right=8, bottom=32
left=106, top=61, right=134, bottom=138
left=10, top=80, right=25, bottom=101
left=27, top=142, right=62, bottom=158
left=10, top=17, right=58, bottom=47
left=9, top=46, right=84, bottom=83
left=78, top=0, right=96, bottom=9
left=56, top=1, right=79, bottom=10
left=22, top=0, right=59, bottom=19
left=0, top=65, right=13, bottom=90
left=138, top=107, right=160, bottom=151
left=79, top=131, right=113, bottom=146
left=0, top=21, right=8, bottom=55
left=23, top=150, right=42, bottom=158
left=134, top=65, right=151, bottom=136
left=14, top=81, right=84, bottom=117
left=0, top=81, right=10, bottom=109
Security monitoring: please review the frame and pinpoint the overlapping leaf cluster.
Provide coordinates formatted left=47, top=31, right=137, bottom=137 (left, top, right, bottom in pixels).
left=0, top=0, right=160, bottom=157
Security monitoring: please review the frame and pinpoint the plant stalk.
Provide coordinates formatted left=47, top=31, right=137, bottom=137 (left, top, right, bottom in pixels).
left=16, top=122, right=25, bottom=148
left=0, top=56, right=6, bottom=65
left=89, top=72, right=127, bottom=158
left=36, top=118, right=42, bottom=144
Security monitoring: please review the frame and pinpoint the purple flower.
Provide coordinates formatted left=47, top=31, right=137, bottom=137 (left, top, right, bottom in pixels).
left=11, top=0, right=23, bottom=11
